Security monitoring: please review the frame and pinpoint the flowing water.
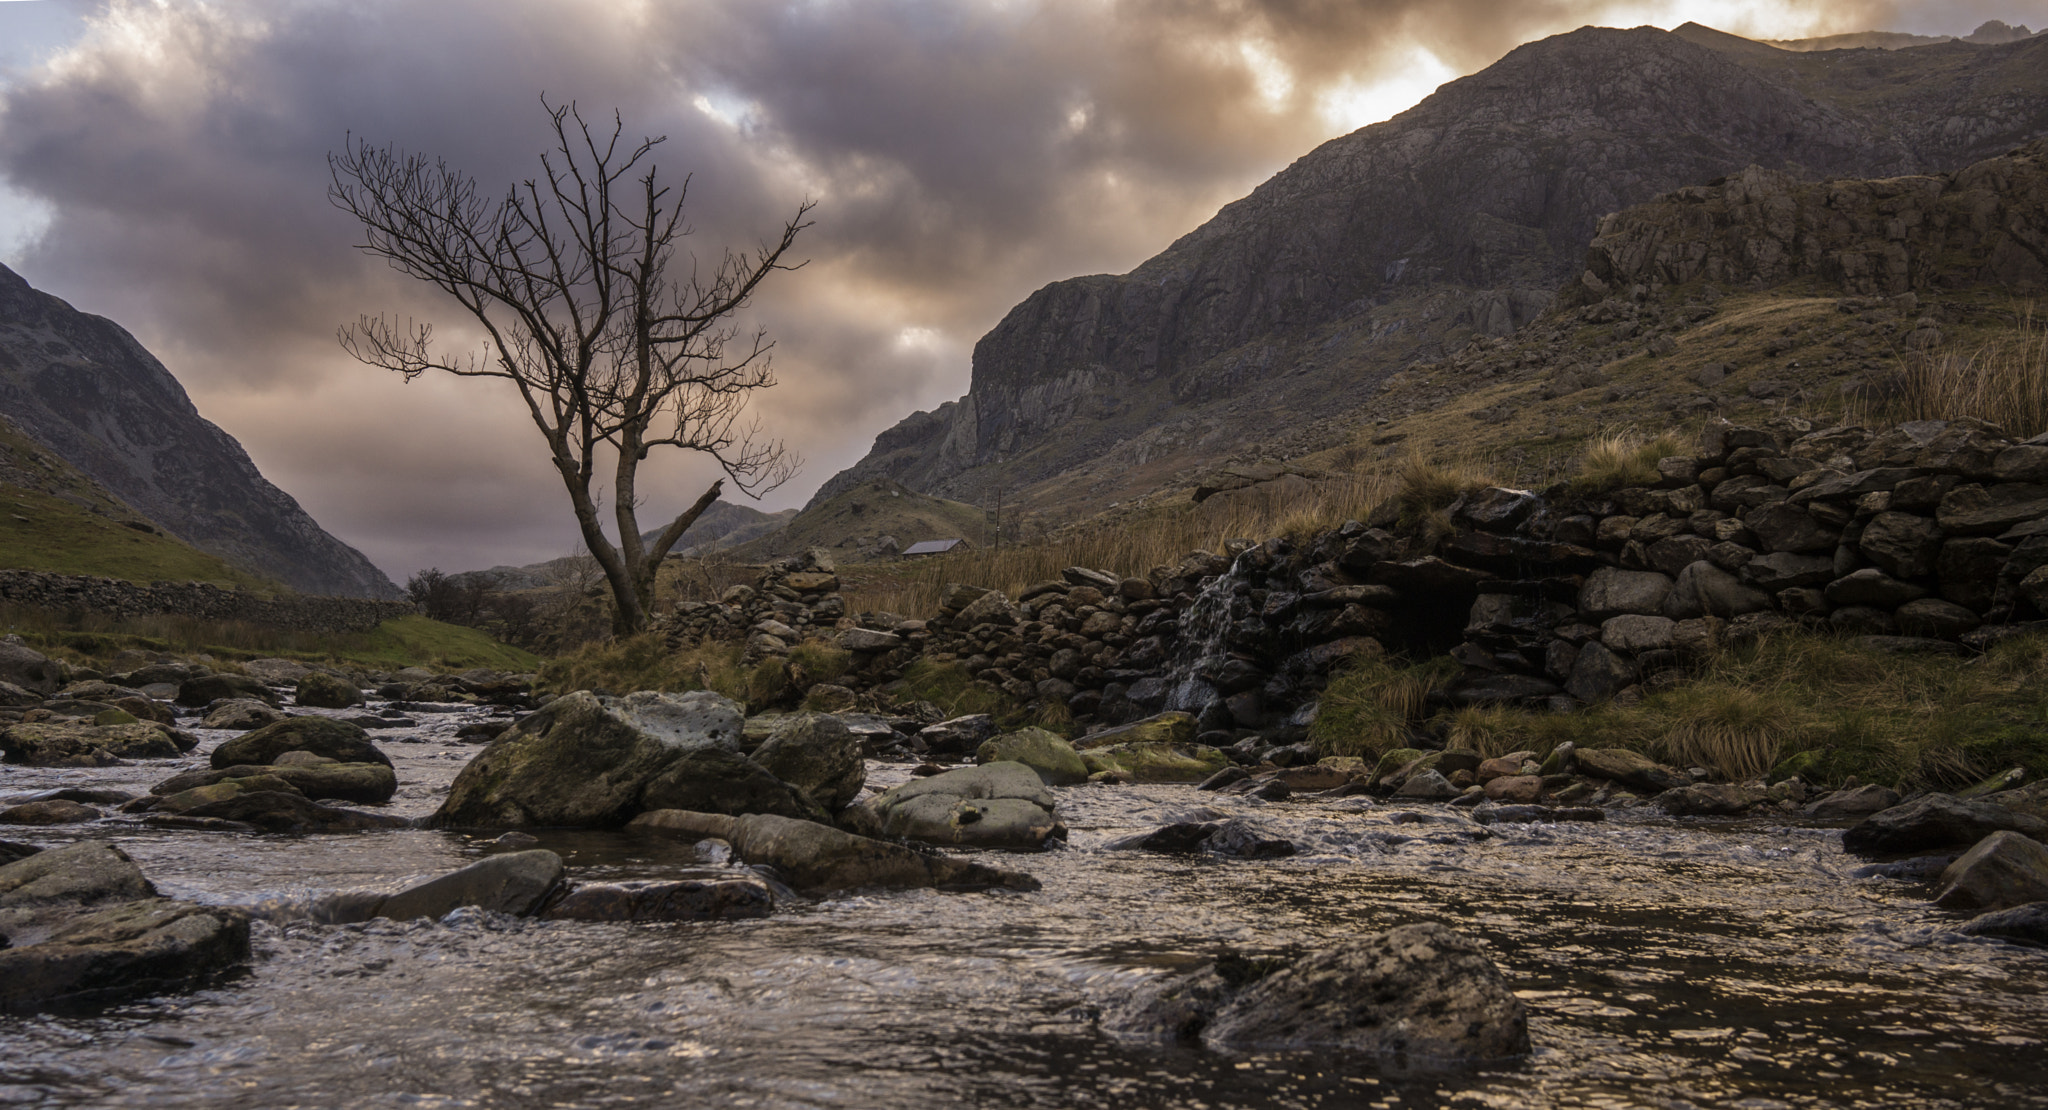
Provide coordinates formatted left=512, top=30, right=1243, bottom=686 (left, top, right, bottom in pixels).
left=2, top=703, right=2046, bottom=1109
left=1163, top=555, right=1243, bottom=713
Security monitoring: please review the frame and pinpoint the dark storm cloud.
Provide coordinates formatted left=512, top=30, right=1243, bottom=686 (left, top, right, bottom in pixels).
left=0, top=0, right=1911, bottom=575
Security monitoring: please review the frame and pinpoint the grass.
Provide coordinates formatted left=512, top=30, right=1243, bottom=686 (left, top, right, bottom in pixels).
left=2, top=607, right=536, bottom=672
left=1572, top=430, right=1687, bottom=493
left=1856, top=309, right=2048, bottom=437
left=0, top=485, right=280, bottom=590
left=538, top=634, right=854, bottom=712
left=1309, top=654, right=1459, bottom=758
left=894, top=658, right=1072, bottom=733
left=1322, top=630, right=2048, bottom=791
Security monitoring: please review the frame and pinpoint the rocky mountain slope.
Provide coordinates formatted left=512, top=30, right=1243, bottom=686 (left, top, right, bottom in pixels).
left=0, top=263, right=400, bottom=598
left=812, top=23, right=2048, bottom=526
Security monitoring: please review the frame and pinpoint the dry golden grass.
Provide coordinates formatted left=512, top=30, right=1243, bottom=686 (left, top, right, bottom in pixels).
left=1572, top=429, right=1688, bottom=493
left=1856, top=309, right=2048, bottom=437
left=1309, top=654, right=1460, bottom=758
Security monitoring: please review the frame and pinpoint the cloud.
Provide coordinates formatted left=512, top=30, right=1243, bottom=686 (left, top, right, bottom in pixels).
left=0, top=0, right=1972, bottom=576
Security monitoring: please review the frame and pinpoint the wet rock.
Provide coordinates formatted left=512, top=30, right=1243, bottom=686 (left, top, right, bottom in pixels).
left=1081, top=743, right=1231, bottom=784
left=1078, top=712, right=1198, bottom=750
left=542, top=875, right=774, bottom=923
left=314, top=850, right=565, bottom=923
left=0, top=898, right=250, bottom=1013
left=151, top=762, right=397, bottom=806
left=0, top=842, right=157, bottom=947
left=630, top=810, right=1039, bottom=892
left=1843, top=794, right=2048, bottom=857
left=1470, top=804, right=1606, bottom=825
left=1957, top=901, right=2048, bottom=946
left=294, top=672, right=363, bottom=709
left=0, top=642, right=59, bottom=696
left=174, top=673, right=277, bottom=708
left=1395, top=769, right=1460, bottom=800
left=1573, top=748, right=1683, bottom=793
left=638, top=747, right=830, bottom=824
left=1933, top=831, right=2048, bottom=911
left=2, top=720, right=189, bottom=766
left=1198, top=766, right=1252, bottom=792
left=180, top=791, right=412, bottom=833
left=432, top=690, right=745, bottom=828
left=212, top=717, right=391, bottom=770
left=1483, top=775, right=1543, bottom=804
left=1656, top=783, right=1766, bottom=816
left=751, top=713, right=866, bottom=813
left=917, top=714, right=997, bottom=755
left=976, top=727, right=1088, bottom=786
left=0, top=799, right=101, bottom=825
left=1103, top=922, right=1529, bottom=1072
left=1801, top=784, right=1902, bottom=820
left=1204, top=817, right=1298, bottom=859
left=853, top=761, right=1065, bottom=849
left=201, top=699, right=286, bottom=730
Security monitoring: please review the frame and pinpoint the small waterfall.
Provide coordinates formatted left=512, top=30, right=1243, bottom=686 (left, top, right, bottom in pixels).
left=1162, top=555, right=1244, bottom=712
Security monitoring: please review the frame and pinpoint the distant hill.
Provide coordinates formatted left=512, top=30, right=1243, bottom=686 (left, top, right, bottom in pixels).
left=810, top=22, right=2048, bottom=526
left=451, top=499, right=795, bottom=588
left=0, top=263, right=400, bottom=598
left=1768, top=21, right=2039, bottom=52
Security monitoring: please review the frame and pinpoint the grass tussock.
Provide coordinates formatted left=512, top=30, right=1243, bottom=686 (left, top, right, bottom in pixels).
left=1572, top=429, right=1687, bottom=493
left=1870, top=310, right=2048, bottom=438
left=1393, top=455, right=1494, bottom=528
left=1404, top=630, right=2048, bottom=790
left=896, top=658, right=1072, bottom=733
left=1309, top=654, right=1459, bottom=759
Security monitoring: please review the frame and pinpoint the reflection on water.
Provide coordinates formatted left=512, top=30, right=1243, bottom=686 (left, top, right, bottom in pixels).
left=2, top=716, right=2045, bottom=1108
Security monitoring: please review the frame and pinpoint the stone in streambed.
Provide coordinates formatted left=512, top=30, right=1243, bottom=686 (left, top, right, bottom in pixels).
left=977, top=727, right=1088, bottom=786
left=1, top=721, right=190, bottom=766
left=178, top=791, right=411, bottom=833
left=1957, top=901, right=2048, bottom=946
left=0, top=842, right=157, bottom=948
left=1102, top=922, right=1529, bottom=1073
left=1108, top=818, right=1295, bottom=859
left=175, top=673, right=276, bottom=708
left=201, top=699, right=286, bottom=730
left=1800, top=784, right=1902, bottom=820
left=151, top=761, right=397, bottom=805
left=749, top=713, right=866, bottom=812
left=1080, top=743, right=1229, bottom=784
left=293, top=672, right=363, bottom=709
left=630, top=810, right=1039, bottom=892
left=852, top=761, right=1065, bottom=849
left=1572, top=748, right=1684, bottom=793
left=212, top=717, right=391, bottom=770
left=1656, top=783, right=1766, bottom=816
left=542, top=875, right=773, bottom=923
left=313, top=850, right=566, bottom=924
left=1843, top=794, right=2048, bottom=857
left=432, top=690, right=750, bottom=828
left=0, top=799, right=101, bottom=825
left=637, top=747, right=830, bottom=824
left=1934, top=831, right=2048, bottom=911
left=0, top=898, right=250, bottom=1013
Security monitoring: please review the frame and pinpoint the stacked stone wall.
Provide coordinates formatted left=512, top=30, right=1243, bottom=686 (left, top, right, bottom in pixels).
left=0, top=570, right=414, bottom=633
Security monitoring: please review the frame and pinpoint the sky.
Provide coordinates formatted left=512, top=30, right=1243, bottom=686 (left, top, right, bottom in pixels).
left=0, top=0, right=2041, bottom=582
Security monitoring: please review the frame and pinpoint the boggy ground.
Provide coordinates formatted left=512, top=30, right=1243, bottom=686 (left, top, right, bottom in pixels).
left=1, top=678, right=2047, bottom=1108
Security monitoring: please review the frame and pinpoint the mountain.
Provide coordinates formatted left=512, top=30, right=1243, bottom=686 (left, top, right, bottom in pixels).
left=811, top=24, right=2048, bottom=525
left=0, top=263, right=401, bottom=598
left=451, top=501, right=795, bottom=591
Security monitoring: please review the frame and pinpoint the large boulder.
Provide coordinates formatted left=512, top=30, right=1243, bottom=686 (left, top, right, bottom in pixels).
left=152, top=761, right=398, bottom=805
left=201, top=699, right=287, bottom=730
left=1, top=721, right=190, bottom=766
left=1933, top=831, right=2048, bottom=911
left=751, top=713, right=866, bottom=812
left=0, top=898, right=250, bottom=1012
left=630, top=810, right=1040, bottom=892
left=977, top=727, right=1089, bottom=786
left=1842, top=794, right=2048, bottom=857
left=1103, top=922, right=1529, bottom=1073
left=175, top=673, right=277, bottom=708
left=211, top=717, right=391, bottom=770
left=637, top=747, right=830, bottom=824
left=431, top=690, right=745, bottom=828
left=0, top=642, right=59, bottom=695
left=294, top=672, right=364, bottom=709
left=853, top=761, right=1065, bottom=849
left=1080, top=743, right=1231, bottom=783
left=313, top=850, right=565, bottom=923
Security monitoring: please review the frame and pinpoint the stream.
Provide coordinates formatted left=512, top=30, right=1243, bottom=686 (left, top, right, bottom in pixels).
left=2, top=699, right=2045, bottom=1109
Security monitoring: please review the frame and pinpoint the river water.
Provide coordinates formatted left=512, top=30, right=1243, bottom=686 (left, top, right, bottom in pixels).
left=2, top=702, right=2044, bottom=1109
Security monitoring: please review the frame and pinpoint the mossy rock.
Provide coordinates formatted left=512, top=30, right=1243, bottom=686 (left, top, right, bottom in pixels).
left=1370, top=748, right=1428, bottom=787
left=1075, top=711, right=1197, bottom=751
left=1079, top=742, right=1229, bottom=784
left=294, top=672, right=364, bottom=710
left=1, top=722, right=187, bottom=766
left=91, top=709, right=139, bottom=727
left=211, top=717, right=390, bottom=770
left=1769, top=749, right=1822, bottom=784
left=977, top=727, right=1088, bottom=786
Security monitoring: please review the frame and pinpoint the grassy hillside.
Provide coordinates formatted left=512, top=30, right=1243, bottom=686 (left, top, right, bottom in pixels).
left=0, top=416, right=281, bottom=590
left=732, top=478, right=991, bottom=561
left=4, top=608, right=538, bottom=673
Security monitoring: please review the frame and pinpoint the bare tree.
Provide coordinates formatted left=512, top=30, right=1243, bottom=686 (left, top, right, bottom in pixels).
left=330, top=100, right=811, bottom=633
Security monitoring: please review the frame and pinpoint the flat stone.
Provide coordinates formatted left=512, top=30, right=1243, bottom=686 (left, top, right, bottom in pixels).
left=1825, top=568, right=1928, bottom=608
left=1578, top=568, right=1674, bottom=621
left=1935, top=831, right=2048, bottom=911
left=1843, top=794, right=2048, bottom=857
left=542, top=875, right=773, bottom=922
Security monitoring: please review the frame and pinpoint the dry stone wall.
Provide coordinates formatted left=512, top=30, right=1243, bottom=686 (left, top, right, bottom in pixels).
left=0, top=570, right=413, bottom=633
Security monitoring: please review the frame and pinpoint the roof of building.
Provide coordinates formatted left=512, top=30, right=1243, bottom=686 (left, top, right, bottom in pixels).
left=901, top=538, right=966, bottom=555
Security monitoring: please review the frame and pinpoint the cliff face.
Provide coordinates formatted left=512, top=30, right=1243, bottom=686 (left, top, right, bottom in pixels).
left=813, top=24, right=2048, bottom=514
left=0, top=263, right=401, bottom=599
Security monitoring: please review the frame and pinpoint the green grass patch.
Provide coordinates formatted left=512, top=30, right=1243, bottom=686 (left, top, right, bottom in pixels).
left=1310, top=653, right=1458, bottom=758
left=0, top=486, right=279, bottom=590
left=2, top=604, right=534, bottom=673
left=894, top=659, right=1072, bottom=733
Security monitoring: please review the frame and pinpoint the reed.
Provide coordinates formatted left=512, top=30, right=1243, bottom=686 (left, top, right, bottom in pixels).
left=1857, top=310, right=2048, bottom=437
